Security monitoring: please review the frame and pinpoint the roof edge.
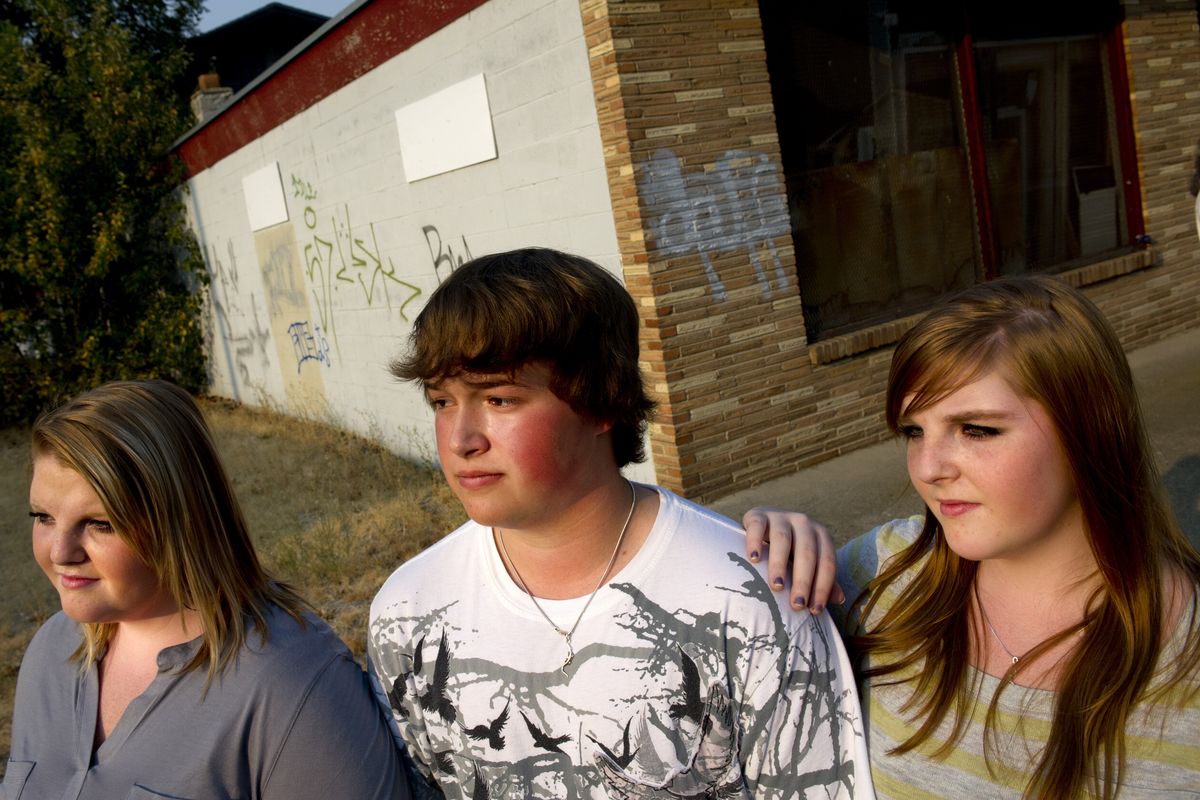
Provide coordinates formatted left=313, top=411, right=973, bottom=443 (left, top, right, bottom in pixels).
left=174, top=0, right=489, bottom=176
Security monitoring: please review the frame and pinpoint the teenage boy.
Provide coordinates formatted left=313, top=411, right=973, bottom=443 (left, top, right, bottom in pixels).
left=369, top=248, right=871, bottom=799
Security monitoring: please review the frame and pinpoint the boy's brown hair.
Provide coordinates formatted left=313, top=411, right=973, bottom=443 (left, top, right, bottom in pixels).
left=390, top=247, right=655, bottom=467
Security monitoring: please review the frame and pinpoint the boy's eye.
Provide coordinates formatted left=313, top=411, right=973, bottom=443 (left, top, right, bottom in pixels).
left=428, top=396, right=450, bottom=410
left=487, top=396, right=517, bottom=408
left=962, top=424, right=999, bottom=439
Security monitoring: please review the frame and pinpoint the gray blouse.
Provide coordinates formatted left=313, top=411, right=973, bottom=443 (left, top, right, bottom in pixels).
left=3, top=608, right=410, bottom=800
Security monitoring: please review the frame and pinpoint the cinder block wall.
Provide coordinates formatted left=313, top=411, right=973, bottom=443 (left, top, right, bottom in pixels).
left=183, top=0, right=657, bottom=481
left=581, top=0, right=1200, bottom=503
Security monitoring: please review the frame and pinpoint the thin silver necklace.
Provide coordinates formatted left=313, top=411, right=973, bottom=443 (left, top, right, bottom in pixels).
left=974, top=581, right=1023, bottom=664
left=495, top=480, right=637, bottom=676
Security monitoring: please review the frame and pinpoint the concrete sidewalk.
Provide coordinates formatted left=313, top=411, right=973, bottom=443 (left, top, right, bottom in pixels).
left=711, top=326, right=1200, bottom=552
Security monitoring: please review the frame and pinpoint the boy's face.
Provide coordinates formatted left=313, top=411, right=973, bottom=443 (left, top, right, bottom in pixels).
left=426, top=362, right=616, bottom=533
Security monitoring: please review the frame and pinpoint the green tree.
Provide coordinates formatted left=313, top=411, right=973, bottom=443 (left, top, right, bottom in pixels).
left=0, top=0, right=207, bottom=425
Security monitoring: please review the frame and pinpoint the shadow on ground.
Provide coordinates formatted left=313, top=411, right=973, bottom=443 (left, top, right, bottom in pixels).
left=1164, top=455, right=1200, bottom=552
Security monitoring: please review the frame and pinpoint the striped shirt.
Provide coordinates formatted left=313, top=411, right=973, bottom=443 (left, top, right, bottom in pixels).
left=835, top=517, right=1200, bottom=799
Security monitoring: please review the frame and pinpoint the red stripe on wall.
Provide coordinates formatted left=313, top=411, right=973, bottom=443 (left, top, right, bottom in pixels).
left=176, top=0, right=489, bottom=176
left=1108, top=22, right=1146, bottom=242
left=955, top=31, right=998, bottom=279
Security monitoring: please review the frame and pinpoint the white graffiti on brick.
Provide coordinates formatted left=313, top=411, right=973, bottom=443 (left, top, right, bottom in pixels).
left=638, top=148, right=792, bottom=302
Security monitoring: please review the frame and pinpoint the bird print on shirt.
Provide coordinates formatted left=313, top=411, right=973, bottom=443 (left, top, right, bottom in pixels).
left=669, top=645, right=704, bottom=725
left=464, top=700, right=510, bottom=751
left=588, top=716, right=638, bottom=770
left=411, top=633, right=426, bottom=675
left=367, top=538, right=861, bottom=799
left=470, top=762, right=491, bottom=800
left=419, top=633, right=456, bottom=723
left=521, top=710, right=571, bottom=754
left=386, top=673, right=408, bottom=717
left=385, top=633, right=426, bottom=718
left=433, top=749, right=456, bottom=775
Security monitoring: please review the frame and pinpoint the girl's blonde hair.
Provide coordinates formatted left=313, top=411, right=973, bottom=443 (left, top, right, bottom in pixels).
left=852, top=275, right=1200, bottom=799
left=32, top=379, right=307, bottom=684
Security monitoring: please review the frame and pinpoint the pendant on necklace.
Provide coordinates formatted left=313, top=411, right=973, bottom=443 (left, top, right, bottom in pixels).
left=560, top=635, right=575, bottom=676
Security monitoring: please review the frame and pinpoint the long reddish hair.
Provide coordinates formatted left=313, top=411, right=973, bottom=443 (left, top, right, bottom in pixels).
left=850, top=276, right=1200, bottom=799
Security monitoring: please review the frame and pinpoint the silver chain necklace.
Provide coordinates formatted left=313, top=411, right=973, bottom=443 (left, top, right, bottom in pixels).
left=973, top=581, right=1023, bottom=664
left=495, top=480, right=637, bottom=676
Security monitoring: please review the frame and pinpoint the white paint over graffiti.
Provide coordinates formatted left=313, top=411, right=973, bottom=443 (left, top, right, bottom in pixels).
left=638, top=148, right=792, bottom=301
left=243, top=162, right=289, bottom=231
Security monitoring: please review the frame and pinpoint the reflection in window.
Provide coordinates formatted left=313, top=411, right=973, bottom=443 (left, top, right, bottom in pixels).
left=761, top=0, right=1133, bottom=342
left=978, top=36, right=1124, bottom=273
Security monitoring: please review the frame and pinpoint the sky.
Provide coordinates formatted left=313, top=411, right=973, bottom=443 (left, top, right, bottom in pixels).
left=198, top=0, right=353, bottom=33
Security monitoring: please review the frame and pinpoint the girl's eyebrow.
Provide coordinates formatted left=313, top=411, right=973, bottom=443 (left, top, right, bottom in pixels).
left=942, top=410, right=1018, bottom=424
left=897, top=409, right=1017, bottom=427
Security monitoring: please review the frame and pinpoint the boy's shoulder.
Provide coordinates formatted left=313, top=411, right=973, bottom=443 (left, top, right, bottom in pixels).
left=642, top=481, right=738, bottom=531
left=631, top=485, right=789, bottom=607
left=370, top=517, right=483, bottom=610
left=647, top=483, right=754, bottom=559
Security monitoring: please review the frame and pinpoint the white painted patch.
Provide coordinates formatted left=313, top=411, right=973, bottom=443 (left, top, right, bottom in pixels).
left=395, top=74, right=498, bottom=182
left=242, top=162, right=289, bottom=231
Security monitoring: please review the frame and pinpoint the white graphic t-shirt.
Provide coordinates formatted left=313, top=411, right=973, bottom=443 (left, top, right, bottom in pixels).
left=369, top=485, right=873, bottom=799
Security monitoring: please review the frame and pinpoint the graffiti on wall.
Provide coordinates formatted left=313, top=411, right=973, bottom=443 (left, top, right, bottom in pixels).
left=205, top=170, right=487, bottom=407
left=291, top=174, right=318, bottom=202
left=205, top=239, right=271, bottom=401
left=253, top=224, right=328, bottom=409
left=422, top=224, right=474, bottom=285
left=638, top=148, right=792, bottom=302
left=287, top=320, right=332, bottom=372
left=292, top=174, right=423, bottom=355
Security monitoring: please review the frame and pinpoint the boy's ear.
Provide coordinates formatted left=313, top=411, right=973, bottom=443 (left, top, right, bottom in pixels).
left=588, top=416, right=614, bottom=436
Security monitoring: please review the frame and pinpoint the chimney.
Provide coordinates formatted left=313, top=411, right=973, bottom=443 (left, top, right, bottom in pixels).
left=191, top=72, right=233, bottom=124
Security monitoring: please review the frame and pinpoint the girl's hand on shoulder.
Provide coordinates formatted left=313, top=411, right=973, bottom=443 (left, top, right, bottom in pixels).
left=743, top=507, right=844, bottom=615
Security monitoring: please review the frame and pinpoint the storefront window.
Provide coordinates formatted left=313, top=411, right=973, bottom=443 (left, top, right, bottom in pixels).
left=761, top=0, right=1134, bottom=341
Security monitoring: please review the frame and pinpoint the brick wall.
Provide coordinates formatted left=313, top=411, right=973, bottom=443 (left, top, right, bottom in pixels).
left=582, top=0, right=1200, bottom=502
left=580, top=0, right=886, bottom=501
left=1086, top=1, right=1200, bottom=344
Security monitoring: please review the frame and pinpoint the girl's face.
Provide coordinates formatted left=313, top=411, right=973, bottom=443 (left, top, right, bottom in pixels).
left=899, top=369, right=1087, bottom=566
left=29, top=455, right=177, bottom=626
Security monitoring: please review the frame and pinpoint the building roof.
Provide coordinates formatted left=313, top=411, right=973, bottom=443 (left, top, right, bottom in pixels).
left=173, top=0, right=487, bottom=177
left=187, top=3, right=331, bottom=96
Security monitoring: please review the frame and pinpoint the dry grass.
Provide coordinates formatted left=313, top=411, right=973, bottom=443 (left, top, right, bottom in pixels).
left=0, top=397, right=463, bottom=769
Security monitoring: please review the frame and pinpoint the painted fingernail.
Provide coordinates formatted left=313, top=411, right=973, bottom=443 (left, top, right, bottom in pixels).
left=812, top=604, right=825, bottom=614
left=773, top=577, right=784, bottom=589
left=794, top=596, right=806, bottom=608
left=750, top=550, right=760, bottom=561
